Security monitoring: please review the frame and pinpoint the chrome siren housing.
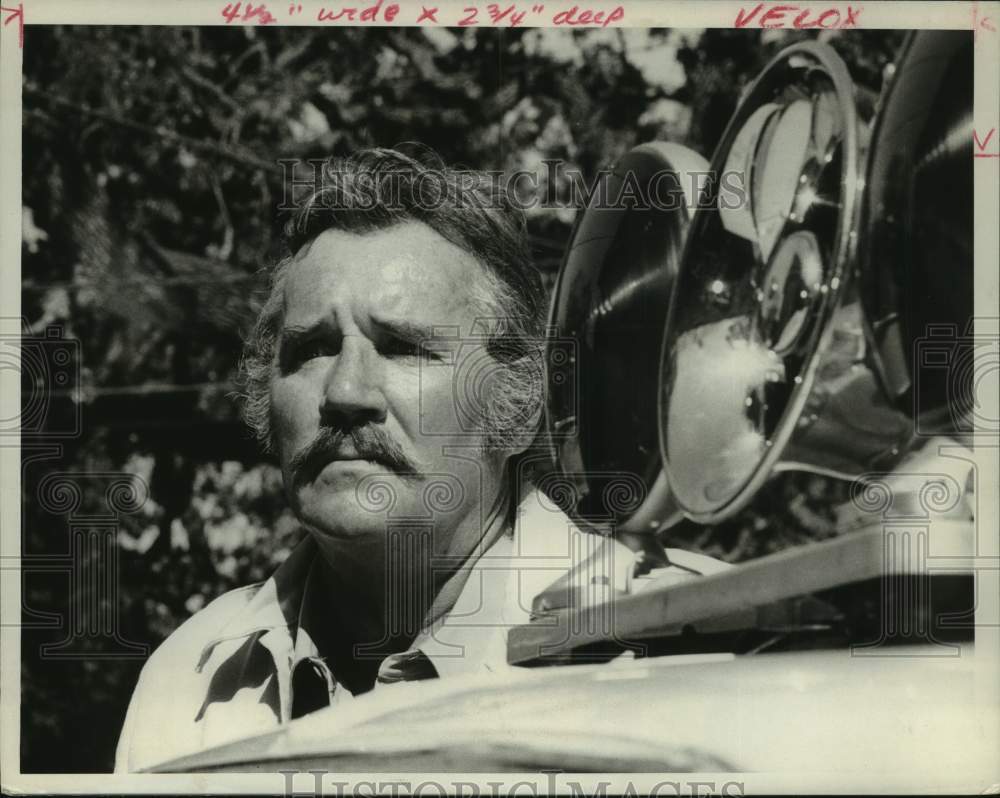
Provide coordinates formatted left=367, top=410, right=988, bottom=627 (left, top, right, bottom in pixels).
left=860, top=31, right=974, bottom=434
left=547, top=142, right=708, bottom=532
left=658, top=34, right=973, bottom=524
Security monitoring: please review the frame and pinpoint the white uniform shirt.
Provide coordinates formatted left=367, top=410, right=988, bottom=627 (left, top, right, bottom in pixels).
left=115, top=489, right=727, bottom=772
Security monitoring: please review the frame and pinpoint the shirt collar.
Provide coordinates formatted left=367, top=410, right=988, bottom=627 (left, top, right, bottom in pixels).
left=195, top=488, right=592, bottom=680
left=196, top=535, right=318, bottom=668
left=406, top=489, right=596, bottom=677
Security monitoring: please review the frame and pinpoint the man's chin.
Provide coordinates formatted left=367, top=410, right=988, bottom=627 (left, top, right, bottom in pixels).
left=294, top=469, right=414, bottom=539
left=301, top=512, right=392, bottom=542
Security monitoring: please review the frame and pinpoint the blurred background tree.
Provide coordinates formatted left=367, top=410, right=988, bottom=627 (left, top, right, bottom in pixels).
left=20, top=24, right=903, bottom=772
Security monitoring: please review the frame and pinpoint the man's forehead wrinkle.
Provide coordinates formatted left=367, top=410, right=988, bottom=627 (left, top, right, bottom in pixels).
left=280, top=222, right=494, bottom=336
left=280, top=257, right=341, bottom=331
left=360, top=250, right=473, bottom=317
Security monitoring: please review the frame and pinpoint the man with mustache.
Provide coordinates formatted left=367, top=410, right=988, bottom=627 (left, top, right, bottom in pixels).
left=115, top=148, right=725, bottom=772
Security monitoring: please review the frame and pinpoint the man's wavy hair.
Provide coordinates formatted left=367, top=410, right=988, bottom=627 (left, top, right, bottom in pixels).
left=239, top=147, right=548, bottom=472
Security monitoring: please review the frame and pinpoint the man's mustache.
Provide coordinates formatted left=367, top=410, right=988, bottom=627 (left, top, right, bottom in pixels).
left=290, top=425, right=423, bottom=491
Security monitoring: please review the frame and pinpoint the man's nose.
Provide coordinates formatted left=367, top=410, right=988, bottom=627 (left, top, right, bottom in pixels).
left=320, top=336, right=387, bottom=428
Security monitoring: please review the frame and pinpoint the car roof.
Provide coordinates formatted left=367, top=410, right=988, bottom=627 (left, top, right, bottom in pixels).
left=155, top=643, right=997, bottom=784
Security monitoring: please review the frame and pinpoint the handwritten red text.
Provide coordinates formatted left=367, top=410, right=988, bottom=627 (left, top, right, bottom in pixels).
left=317, top=0, right=400, bottom=23
left=416, top=5, right=438, bottom=23
left=458, top=4, right=547, bottom=27
left=735, top=3, right=861, bottom=29
left=974, top=128, right=998, bottom=158
left=972, top=6, right=996, bottom=41
left=1, top=2, right=23, bottom=48
left=221, top=2, right=278, bottom=24
left=215, top=0, right=625, bottom=27
left=553, top=4, right=624, bottom=27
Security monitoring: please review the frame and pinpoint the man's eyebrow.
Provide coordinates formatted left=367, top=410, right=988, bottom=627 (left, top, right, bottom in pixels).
left=276, top=324, right=329, bottom=359
left=278, top=325, right=316, bottom=346
left=372, top=318, right=441, bottom=343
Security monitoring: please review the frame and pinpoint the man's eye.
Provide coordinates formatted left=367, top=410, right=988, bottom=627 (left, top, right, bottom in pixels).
left=380, top=338, right=435, bottom=360
left=295, top=340, right=335, bottom=363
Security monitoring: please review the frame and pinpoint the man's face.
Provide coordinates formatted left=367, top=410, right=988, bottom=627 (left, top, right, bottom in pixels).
left=269, top=222, right=508, bottom=556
